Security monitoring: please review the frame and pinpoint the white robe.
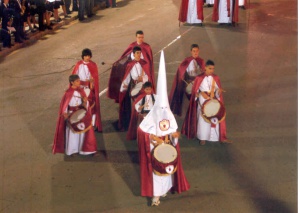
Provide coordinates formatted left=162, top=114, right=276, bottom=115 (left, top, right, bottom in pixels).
left=64, top=91, right=96, bottom=155
left=74, top=61, right=96, bottom=126
left=150, top=135, right=178, bottom=196
left=217, top=0, right=233, bottom=23
left=196, top=76, right=220, bottom=141
left=187, top=0, right=202, bottom=24
left=238, top=0, right=244, bottom=6
left=120, top=61, right=149, bottom=92
left=206, top=0, right=214, bottom=4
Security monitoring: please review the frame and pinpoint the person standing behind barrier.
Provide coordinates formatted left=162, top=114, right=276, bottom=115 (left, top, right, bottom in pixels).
left=105, top=0, right=116, bottom=8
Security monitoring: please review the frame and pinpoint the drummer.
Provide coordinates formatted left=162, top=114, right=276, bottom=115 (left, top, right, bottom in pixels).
left=126, top=81, right=156, bottom=140
left=137, top=51, right=190, bottom=206
left=52, top=74, right=98, bottom=156
left=71, top=48, right=102, bottom=132
left=118, top=46, right=155, bottom=131
left=181, top=60, right=231, bottom=145
left=169, top=44, right=205, bottom=116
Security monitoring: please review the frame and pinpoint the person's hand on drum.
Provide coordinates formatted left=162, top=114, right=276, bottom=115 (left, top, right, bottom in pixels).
left=138, top=104, right=145, bottom=111
left=217, top=88, right=225, bottom=96
left=150, top=134, right=164, bottom=144
left=63, top=112, right=69, bottom=120
left=201, top=92, right=210, bottom=99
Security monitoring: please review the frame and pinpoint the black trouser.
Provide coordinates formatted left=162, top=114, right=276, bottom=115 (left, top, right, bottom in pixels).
left=36, top=4, right=46, bottom=30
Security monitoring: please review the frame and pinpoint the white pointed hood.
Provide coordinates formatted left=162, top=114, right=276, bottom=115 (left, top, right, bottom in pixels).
left=139, top=51, right=178, bottom=136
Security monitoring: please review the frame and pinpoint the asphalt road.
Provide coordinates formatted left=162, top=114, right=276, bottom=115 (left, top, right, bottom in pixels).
left=0, top=0, right=297, bottom=212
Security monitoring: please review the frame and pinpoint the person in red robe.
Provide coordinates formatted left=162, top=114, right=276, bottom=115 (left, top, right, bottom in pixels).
left=118, top=46, right=155, bottom=131
left=126, top=82, right=156, bottom=140
left=178, top=0, right=204, bottom=25
left=107, top=30, right=155, bottom=103
left=52, top=75, right=98, bottom=155
left=212, top=0, right=239, bottom=25
left=138, top=51, right=190, bottom=206
left=72, top=48, right=102, bottom=132
left=169, top=44, right=205, bottom=117
left=181, top=60, right=230, bottom=144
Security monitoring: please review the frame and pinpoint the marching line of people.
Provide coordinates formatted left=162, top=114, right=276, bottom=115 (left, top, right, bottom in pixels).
left=52, top=29, right=232, bottom=206
left=179, top=0, right=247, bottom=26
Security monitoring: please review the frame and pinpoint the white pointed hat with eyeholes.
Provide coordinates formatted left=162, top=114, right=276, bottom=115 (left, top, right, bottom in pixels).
left=139, top=50, right=178, bottom=136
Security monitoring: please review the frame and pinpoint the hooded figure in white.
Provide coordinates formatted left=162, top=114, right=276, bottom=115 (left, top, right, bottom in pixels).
left=138, top=51, right=189, bottom=206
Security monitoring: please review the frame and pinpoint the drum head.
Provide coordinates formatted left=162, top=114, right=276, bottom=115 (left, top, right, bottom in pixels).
left=70, top=109, right=86, bottom=123
left=203, top=99, right=221, bottom=117
left=185, top=83, right=193, bottom=95
left=131, top=82, right=143, bottom=97
left=153, top=144, right=177, bottom=163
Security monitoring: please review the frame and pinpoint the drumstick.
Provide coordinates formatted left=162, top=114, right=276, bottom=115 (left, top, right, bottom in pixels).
left=73, top=95, right=92, bottom=101
left=101, top=62, right=114, bottom=66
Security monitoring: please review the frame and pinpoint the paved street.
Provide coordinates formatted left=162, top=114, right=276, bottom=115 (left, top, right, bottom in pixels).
left=0, top=0, right=297, bottom=212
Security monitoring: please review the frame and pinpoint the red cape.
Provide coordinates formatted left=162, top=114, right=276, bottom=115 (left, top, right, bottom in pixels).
left=212, top=0, right=239, bottom=23
left=137, top=127, right=190, bottom=197
left=181, top=73, right=227, bottom=141
left=118, top=59, right=154, bottom=130
left=178, top=0, right=204, bottom=22
left=52, top=87, right=98, bottom=154
left=107, top=41, right=155, bottom=102
left=72, top=60, right=102, bottom=132
left=169, top=56, right=205, bottom=116
left=126, top=91, right=155, bottom=140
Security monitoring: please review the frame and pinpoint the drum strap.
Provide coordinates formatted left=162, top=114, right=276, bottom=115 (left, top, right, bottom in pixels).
left=68, top=106, right=80, bottom=111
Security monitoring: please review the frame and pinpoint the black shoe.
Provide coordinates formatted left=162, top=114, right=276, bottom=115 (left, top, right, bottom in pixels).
left=34, top=25, right=39, bottom=29
left=31, top=29, right=37, bottom=33
left=22, top=36, right=29, bottom=40
left=79, top=17, right=85, bottom=21
left=87, top=14, right=94, bottom=18
left=64, top=15, right=71, bottom=18
left=46, top=25, right=53, bottom=30
left=15, top=40, right=23, bottom=43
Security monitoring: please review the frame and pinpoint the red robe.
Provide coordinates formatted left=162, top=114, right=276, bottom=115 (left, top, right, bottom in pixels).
left=137, top=127, right=190, bottom=197
left=212, top=0, right=239, bottom=24
left=52, top=87, right=98, bottom=154
left=107, top=41, right=155, bottom=102
left=72, top=60, right=102, bottom=132
left=118, top=59, right=154, bottom=130
left=169, top=56, right=205, bottom=116
left=126, top=91, right=155, bottom=140
left=178, top=0, right=204, bottom=23
left=181, top=73, right=227, bottom=141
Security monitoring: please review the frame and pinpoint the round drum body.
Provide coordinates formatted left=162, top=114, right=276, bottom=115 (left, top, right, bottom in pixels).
left=152, top=143, right=178, bottom=176
left=68, top=108, right=92, bottom=133
left=201, top=99, right=226, bottom=122
left=130, top=82, right=143, bottom=98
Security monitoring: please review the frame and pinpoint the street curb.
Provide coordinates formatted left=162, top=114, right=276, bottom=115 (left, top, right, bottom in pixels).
left=0, top=4, right=103, bottom=59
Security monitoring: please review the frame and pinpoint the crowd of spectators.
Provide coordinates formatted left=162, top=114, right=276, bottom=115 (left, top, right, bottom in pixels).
left=0, top=0, right=112, bottom=50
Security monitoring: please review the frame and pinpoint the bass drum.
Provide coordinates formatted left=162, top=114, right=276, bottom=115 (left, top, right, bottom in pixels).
left=151, top=143, right=178, bottom=176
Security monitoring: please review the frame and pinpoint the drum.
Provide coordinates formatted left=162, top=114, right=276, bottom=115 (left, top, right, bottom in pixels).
left=201, top=99, right=226, bottom=122
left=130, top=82, right=143, bottom=98
left=68, top=108, right=92, bottom=133
left=151, top=143, right=178, bottom=176
left=185, top=82, right=193, bottom=95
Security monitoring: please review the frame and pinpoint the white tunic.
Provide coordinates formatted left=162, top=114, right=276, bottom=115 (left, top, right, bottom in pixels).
left=238, top=0, right=244, bottom=6
left=196, top=76, right=220, bottom=141
left=135, top=94, right=156, bottom=112
left=150, top=135, right=178, bottom=196
left=206, top=0, right=214, bottom=4
left=187, top=0, right=202, bottom=24
left=64, top=91, right=96, bottom=156
left=217, top=0, right=233, bottom=23
left=120, top=62, right=149, bottom=92
left=186, top=59, right=201, bottom=76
